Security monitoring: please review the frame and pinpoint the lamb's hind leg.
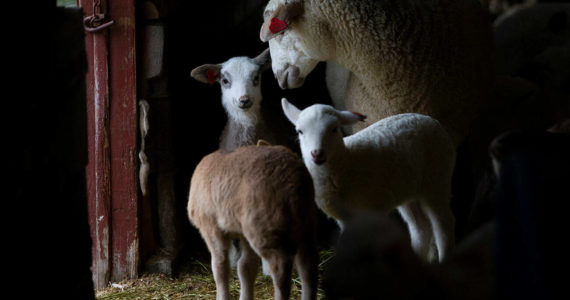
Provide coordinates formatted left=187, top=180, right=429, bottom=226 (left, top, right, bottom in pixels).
left=397, top=201, right=437, bottom=263
left=422, top=198, right=456, bottom=262
left=295, top=238, right=318, bottom=300
left=237, top=238, right=260, bottom=300
left=262, top=250, right=294, bottom=300
left=201, top=229, right=231, bottom=300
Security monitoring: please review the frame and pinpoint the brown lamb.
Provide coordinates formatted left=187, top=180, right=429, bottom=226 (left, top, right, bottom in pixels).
left=187, top=144, right=318, bottom=300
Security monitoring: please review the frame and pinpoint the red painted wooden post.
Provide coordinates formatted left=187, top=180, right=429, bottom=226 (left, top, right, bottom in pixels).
left=83, top=0, right=112, bottom=289
left=108, top=0, right=140, bottom=283
left=82, top=0, right=139, bottom=289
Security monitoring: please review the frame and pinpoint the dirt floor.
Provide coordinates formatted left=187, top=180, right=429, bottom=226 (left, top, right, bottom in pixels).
left=96, top=251, right=333, bottom=299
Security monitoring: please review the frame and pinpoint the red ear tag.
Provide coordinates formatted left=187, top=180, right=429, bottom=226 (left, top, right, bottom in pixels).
left=351, top=111, right=367, bottom=121
left=206, top=70, right=217, bottom=84
left=269, top=17, right=288, bottom=34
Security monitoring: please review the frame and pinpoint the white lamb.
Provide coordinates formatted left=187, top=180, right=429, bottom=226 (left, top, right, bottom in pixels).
left=262, top=0, right=494, bottom=145
left=191, top=48, right=294, bottom=152
left=282, top=98, right=457, bottom=262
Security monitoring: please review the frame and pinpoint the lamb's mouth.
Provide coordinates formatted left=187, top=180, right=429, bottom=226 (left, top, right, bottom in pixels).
left=312, top=157, right=326, bottom=165
left=238, top=100, right=253, bottom=109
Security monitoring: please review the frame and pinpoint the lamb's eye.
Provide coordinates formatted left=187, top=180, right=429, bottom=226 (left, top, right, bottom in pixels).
left=253, top=75, right=260, bottom=85
left=297, top=129, right=303, bottom=135
left=332, top=127, right=338, bottom=133
left=222, top=78, right=229, bottom=85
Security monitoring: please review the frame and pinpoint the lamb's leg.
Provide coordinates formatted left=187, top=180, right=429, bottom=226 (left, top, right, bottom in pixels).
left=237, top=238, right=260, bottom=300
left=295, top=239, right=318, bottom=300
left=336, top=220, right=345, bottom=232
left=202, top=230, right=231, bottom=300
left=422, top=199, right=456, bottom=262
left=397, top=201, right=437, bottom=262
left=262, top=250, right=293, bottom=300
left=261, top=259, right=271, bottom=276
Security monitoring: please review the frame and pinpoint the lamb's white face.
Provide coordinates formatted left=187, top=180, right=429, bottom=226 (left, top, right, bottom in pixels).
left=295, top=105, right=342, bottom=165
left=282, top=98, right=365, bottom=166
left=219, top=57, right=264, bottom=123
left=191, top=49, right=271, bottom=126
left=269, top=32, right=319, bottom=89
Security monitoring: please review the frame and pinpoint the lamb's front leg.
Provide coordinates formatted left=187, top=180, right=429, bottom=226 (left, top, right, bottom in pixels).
left=397, top=201, right=437, bottom=263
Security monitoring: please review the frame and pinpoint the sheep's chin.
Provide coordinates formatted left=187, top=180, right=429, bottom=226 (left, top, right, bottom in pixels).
left=275, top=63, right=306, bottom=89
left=278, top=72, right=306, bottom=89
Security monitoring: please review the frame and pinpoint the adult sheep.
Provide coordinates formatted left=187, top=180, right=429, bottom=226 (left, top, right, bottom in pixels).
left=261, top=0, right=495, bottom=145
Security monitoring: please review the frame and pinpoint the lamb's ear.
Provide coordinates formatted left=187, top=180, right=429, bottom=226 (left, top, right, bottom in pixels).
left=338, top=111, right=367, bottom=125
left=190, top=64, right=222, bottom=85
left=260, top=1, right=304, bottom=42
left=253, top=48, right=272, bottom=72
left=282, top=98, right=301, bottom=124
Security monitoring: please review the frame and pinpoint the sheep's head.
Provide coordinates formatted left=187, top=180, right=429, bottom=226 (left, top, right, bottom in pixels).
left=269, top=32, right=318, bottom=89
left=282, top=98, right=366, bottom=166
left=191, top=49, right=271, bottom=123
left=260, top=0, right=304, bottom=42
left=261, top=0, right=317, bottom=89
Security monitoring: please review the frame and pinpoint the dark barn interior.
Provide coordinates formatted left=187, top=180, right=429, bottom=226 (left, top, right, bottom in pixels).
left=49, top=0, right=570, bottom=299
left=158, top=0, right=338, bottom=278
left=159, top=0, right=338, bottom=264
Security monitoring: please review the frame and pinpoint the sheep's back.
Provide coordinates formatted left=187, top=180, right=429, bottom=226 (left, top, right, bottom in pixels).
left=311, top=0, right=494, bottom=144
left=342, top=114, right=455, bottom=202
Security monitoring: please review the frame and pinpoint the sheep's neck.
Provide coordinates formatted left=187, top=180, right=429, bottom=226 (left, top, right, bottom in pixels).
left=219, top=115, right=268, bottom=152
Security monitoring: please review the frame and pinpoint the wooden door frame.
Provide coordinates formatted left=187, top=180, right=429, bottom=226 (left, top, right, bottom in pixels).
left=80, top=0, right=140, bottom=289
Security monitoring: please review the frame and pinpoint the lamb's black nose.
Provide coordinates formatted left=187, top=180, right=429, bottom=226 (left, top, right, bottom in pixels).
left=238, top=96, right=252, bottom=109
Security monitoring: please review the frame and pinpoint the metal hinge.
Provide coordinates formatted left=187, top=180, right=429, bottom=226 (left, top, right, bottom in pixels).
left=84, top=0, right=115, bottom=33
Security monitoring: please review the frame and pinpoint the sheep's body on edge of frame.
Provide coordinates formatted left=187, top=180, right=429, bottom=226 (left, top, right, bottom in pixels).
left=282, top=99, right=457, bottom=262
left=263, top=0, right=495, bottom=145
left=493, top=3, right=570, bottom=77
left=188, top=145, right=318, bottom=300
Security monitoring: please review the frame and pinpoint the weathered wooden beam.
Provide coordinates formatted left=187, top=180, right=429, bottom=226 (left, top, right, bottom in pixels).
left=83, top=0, right=139, bottom=289
left=108, top=0, right=140, bottom=284
left=83, top=0, right=112, bottom=289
